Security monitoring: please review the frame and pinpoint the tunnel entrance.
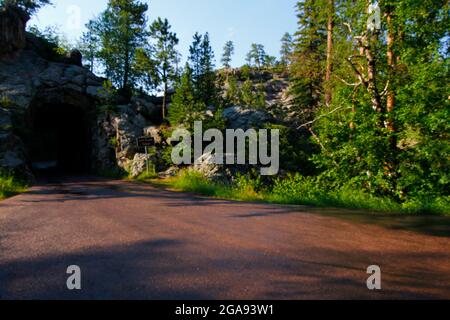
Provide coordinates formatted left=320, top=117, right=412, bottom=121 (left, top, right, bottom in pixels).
left=28, top=101, right=92, bottom=176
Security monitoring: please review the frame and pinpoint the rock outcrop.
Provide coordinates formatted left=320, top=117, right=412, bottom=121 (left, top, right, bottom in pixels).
left=218, top=68, right=296, bottom=123
left=0, top=6, right=161, bottom=179
left=222, top=106, right=275, bottom=130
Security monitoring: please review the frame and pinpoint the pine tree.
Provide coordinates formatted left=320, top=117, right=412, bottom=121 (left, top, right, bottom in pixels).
left=78, top=20, right=99, bottom=72
left=198, top=32, right=216, bottom=106
left=290, top=0, right=327, bottom=122
left=246, top=43, right=266, bottom=69
left=224, top=74, right=240, bottom=105
left=188, top=32, right=217, bottom=107
left=168, top=64, right=203, bottom=127
left=264, top=55, right=277, bottom=68
left=92, top=0, right=148, bottom=91
left=132, top=46, right=159, bottom=92
left=189, top=32, right=203, bottom=86
left=239, top=79, right=265, bottom=109
left=221, top=40, right=235, bottom=69
left=280, top=32, right=294, bottom=66
left=149, top=17, right=179, bottom=119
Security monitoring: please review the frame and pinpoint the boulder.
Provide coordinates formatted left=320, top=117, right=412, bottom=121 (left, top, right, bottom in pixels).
left=143, top=126, right=163, bottom=144
left=131, top=95, right=160, bottom=119
left=158, top=166, right=179, bottom=179
left=193, top=152, right=221, bottom=179
left=0, top=131, right=31, bottom=180
left=130, top=153, right=153, bottom=178
left=222, top=106, right=273, bottom=130
left=91, top=114, right=118, bottom=172
left=65, top=49, right=82, bottom=67
left=110, top=106, right=148, bottom=167
left=86, top=85, right=108, bottom=100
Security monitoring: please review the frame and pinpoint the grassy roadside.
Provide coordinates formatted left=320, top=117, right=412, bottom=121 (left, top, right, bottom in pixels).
left=0, top=172, right=28, bottom=200
left=146, top=170, right=450, bottom=216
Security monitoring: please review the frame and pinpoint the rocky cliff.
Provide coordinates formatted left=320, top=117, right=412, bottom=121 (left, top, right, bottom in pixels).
left=217, top=68, right=295, bottom=123
left=0, top=6, right=161, bottom=180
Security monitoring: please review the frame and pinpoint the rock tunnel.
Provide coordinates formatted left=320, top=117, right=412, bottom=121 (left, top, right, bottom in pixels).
left=25, top=90, right=94, bottom=176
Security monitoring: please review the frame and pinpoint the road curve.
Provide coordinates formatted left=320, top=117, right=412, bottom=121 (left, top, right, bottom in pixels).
left=0, top=177, right=449, bottom=300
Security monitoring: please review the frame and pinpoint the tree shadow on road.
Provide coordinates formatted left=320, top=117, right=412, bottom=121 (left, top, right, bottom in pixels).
left=1, top=239, right=449, bottom=300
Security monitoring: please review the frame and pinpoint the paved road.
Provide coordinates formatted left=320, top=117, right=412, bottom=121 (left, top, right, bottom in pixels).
left=0, top=177, right=449, bottom=299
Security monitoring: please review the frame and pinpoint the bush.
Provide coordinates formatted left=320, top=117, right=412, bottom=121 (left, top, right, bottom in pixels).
left=0, top=172, right=27, bottom=199
left=269, top=174, right=449, bottom=214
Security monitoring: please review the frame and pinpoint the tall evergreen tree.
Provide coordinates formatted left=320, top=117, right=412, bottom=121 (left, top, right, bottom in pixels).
left=290, top=0, right=327, bottom=122
left=78, top=20, right=99, bottom=73
left=221, top=40, right=235, bottom=69
left=188, top=32, right=203, bottom=86
left=246, top=43, right=266, bottom=68
left=92, top=0, right=148, bottom=91
left=149, top=17, right=179, bottom=119
left=264, top=55, right=277, bottom=67
left=168, top=64, right=201, bottom=127
left=199, top=32, right=216, bottom=106
left=188, top=32, right=217, bottom=106
left=280, top=32, right=294, bottom=66
left=132, top=46, right=159, bottom=92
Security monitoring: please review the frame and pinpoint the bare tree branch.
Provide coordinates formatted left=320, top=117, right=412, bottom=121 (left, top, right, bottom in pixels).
left=338, top=76, right=362, bottom=87
left=343, top=22, right=353, bottom=34
left=297, top=105, right=353, bottom=129
left=380, top=80, right=390, bottom=97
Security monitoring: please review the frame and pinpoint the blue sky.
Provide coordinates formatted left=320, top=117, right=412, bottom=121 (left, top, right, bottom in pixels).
left=29, top=0, right=298, bottom=68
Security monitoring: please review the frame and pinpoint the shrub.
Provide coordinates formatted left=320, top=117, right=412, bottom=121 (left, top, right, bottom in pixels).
left=0, top=171, right=27, bottom=199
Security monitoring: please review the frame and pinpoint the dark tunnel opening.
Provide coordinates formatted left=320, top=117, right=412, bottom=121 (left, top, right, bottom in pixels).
left=28, top=102, right=92, bottom=176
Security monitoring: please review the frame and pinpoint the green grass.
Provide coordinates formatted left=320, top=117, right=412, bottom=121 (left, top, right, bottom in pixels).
left=149, top=169, right=450, bottom=215
left=134, top=168, right=158, bottom=181
left=165, top=170, right=264, bottom=202
left=0, top=173, right=27, bottom=200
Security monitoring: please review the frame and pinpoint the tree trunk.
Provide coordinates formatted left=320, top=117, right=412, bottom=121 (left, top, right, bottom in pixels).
left=162, top=80, right=168, bottom=119
left=325, top=0, right=334, bottom=106
left=363, top=36, right=383, bottom=114
left=123, top=48, right=129, bottom=90
left=385, top=3, right=399, bottom=192
left=386, top=7, right=396, bottom=132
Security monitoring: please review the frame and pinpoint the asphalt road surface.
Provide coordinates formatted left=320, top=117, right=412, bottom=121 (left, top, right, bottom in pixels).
left=1, top=177, right=449, bottom=299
